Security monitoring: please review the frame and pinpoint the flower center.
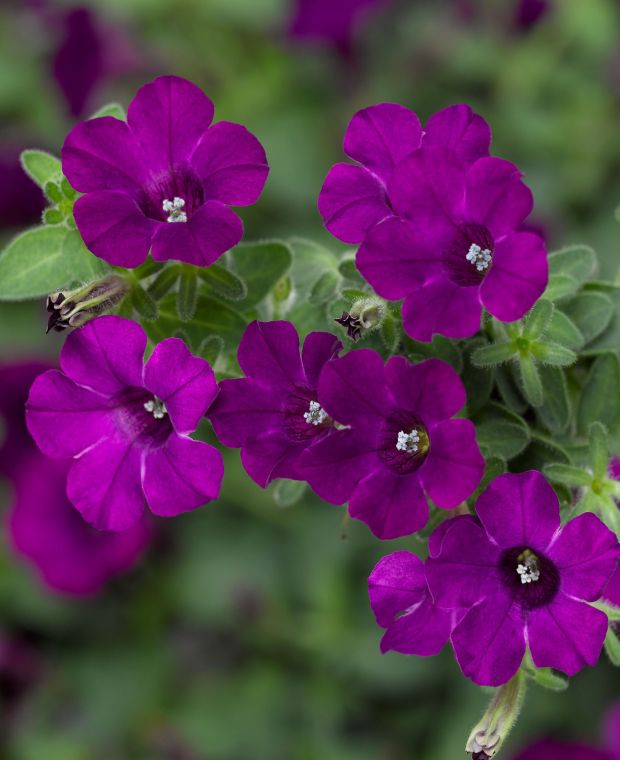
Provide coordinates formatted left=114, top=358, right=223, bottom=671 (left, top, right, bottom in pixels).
left=516, top=549, right=540, bottom=584
left=162, top=196, right=187, bottom=223
left=500, top=546, right=559, bottom=610
left=303, top=400, right=328, bottom=426
left=380, top=413, right=429, bottom=474
left=442, top=223, right=495, bottom=286
left=143, top=396, right=168, bottom=419
left=396, top=429, right=420, bottom=453
left=466, top=243, right=492, bottom=273
left=113, top=388, right=173, bottom=449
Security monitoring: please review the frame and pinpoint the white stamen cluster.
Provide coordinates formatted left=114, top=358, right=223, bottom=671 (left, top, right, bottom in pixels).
left=163, top=196, right=187, bottom=223
left=303, top=400, right=328, bottom=426
left=466, top=243, right=492, bottom=272
left=144, top=397, right=168, bottom=420
left=516, top=556, right=540, bottom=584
left=396, top=429, right=420, bottom=454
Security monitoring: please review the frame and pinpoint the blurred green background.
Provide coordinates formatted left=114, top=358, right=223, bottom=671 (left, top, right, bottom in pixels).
left=1, top=0, right=619, bottom=758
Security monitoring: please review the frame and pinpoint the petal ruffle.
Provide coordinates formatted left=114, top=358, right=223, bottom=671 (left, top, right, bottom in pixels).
left=237, top=321, right=305, bottom=390
left=349, top=468, right=429, bottom=539
left=423, top=104, right=491, bottom=166
left=192, top=121, right=269, bottom=206
left=419, top=419, right=484, bottom=508
left=67, top=439, right=145, bottom=531
left=301, top=331, right=342, bottom=388
left=381, top=593, right=453, bottom=657
left=151, top=199, right=242, bottom=267
left=401, top=277, right=483, bottom=342
left=73, top=191, right=155, bottom=267
left=480, top=232, right=548, bottom=322
left=143, top=337, right=218, bottom=435
left=127, top=75, right=214, bottom=172
left=318, top=163, right=391, bottom=244
left=547, top=512, right=620, bottom=602
left=451, top=593, right=526, bottom=686
left=343, top=103, right=422, bottom=182
left=368, top=550, right=426, bottom=627
left=143, top=435, right=223, bottom=517
left=475, top=470, right=560, bottom=551
left=26, top=370, right=114, bottom=458
left=528, top=594, right=608, bottom=676
left=60, top=315, right=146, bottom=396
left=385, top=356, right=466, bottom=424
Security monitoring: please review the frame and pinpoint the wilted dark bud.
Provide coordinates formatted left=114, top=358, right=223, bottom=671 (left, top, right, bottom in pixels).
left=335, top=296, right=386, bottom=342
left=46, top=274, right=129, bottom=333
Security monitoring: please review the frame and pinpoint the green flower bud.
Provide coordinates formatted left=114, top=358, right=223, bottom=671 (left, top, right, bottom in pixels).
left=335, top=296, right=386, bottom=342
left=46, top=274, right=129, bottom=333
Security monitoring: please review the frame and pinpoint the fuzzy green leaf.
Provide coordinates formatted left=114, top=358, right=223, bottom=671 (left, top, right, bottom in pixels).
left=272, top=480, right=307, bottom=508
left=563, top=292, right=614, bottom=345
left=462, top=341, right=495, bottom=415
left=309, top=270, right=341, bottom=304
left=147, top=266, right=180, bottom=301
left=522, top=299, right=554, bottom=339
left=544, top=310, right=584, bottom=350
left=89, top=102, right=127, bottom=120
left=471, top=342, right=516, bottom=367
left=130, top=283, right=158, bottom=321
left=20, top=149, right=62, bottom=188
left=589, top=422, right=609, bottom=481
left=177, top=268, right=198, bottom=321
left=530, top=668, right=569, bottom=691
left=530, top=342, right=576, bottom=367
left=544, top=463, right=591, bottom=488
left=228, top=240, right=291, bottom=309
left=536, top=366, right=570, bottom=434
left=548, top=244, right=596, bottom=286
left=475, top=403, right=530, bottom=460
left=578, top=353, right=620, bottom=435
left=604, top=628, right=620, bottom=667
left=519, top=355, right=544, bottom=406
left=543, top=274, right=579, bottom=302
left=198, top=264, right=247, bottom=302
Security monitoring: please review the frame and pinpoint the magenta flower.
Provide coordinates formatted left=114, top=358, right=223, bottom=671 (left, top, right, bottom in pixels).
left=62, top=75, right=269, bottom=268
left=300, top=352, right=484, bottom=539
left=511, top=741, right=609, bottom=760
left=318, top=102, right=490, bottom=246
left=357, top=145, right=548, bottom=340
left=208, top=321, right=342, bottom=487
left=26, top=315, right=224, bottom=531
left=426, top=471, right=620, bottom=686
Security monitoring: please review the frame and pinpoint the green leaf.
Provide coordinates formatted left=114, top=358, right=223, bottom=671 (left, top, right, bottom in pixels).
left=0, top=226, right=108, bottom=300
left=472, top=456, right=507, bottom=500
left=338, top=257, right=362, bottom=281
left=543, top=274, right=578, bottom=302
left=536, top=365, right=570, bottom=434
left=380, top=313, right=400, bottom=353
left=130, top=283, right=158, bottom=321
left=519, top=355, right=543, bottom=407
left=147, top=266, right=180, bottom=301
left=496, top=365, right=527, bottom=413
left=562, top=291, right=613, bottom=346
left=471, top=342, right=516, bottom=367
left=578, top=353, right=620, bottom=435
left=19, top=149, right=62, bottom=188
left=530, top=342, right=576, bottom=367
left=544, top=463, right=591, bottom=488
left=411, top=334, right=463, bottom=372
left=341, top=288, right=368, bottom=302
left=578, top=284, right=620, bottom=355
left=529, top=668, right=568, bottom=692
left=545, top=310, right=584, bottom=350
left=474, top=403, right=530, bottom=460
left=89, top=102, right=127, bottom=120
left=198, top=335, right=224, bottom=365
left=604, top=628, right=620, bottom=667
left=309, top=270, right=341, bottom=304
left=177, top=268, right=198, bottom=321
left=522, top=299, right=554, bottom=339
left=199, top=264, right=247, bottom=301
left=272, top=480, right=307, bottom=508
left=548, top=244, right=596, bottom=286
left=228, top=240, right=291, bottom=310
left=589, top=422, right=609, bottom=481
left=462, top=341, right=495, bottom=415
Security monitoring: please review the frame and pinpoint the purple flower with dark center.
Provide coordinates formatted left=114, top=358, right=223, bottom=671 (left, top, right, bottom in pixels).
left=62, top=75, right=269, bottom=268
left=426, top=471, right=620, bottom=686
left=300, top=352, right=484, bottom=539
left=319, top=102, right=491, bottom=246
left=207, top=321, right=342, bottom=487
left=26, top=315, right=224, bottom=531
left=357, top=145, right=548, bottom=341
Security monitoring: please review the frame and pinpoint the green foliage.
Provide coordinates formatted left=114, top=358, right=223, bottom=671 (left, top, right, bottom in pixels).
left=19, top=149, right=62, bottom=188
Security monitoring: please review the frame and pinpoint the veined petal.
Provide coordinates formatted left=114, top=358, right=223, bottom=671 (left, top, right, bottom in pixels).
left=237, top=321, right=305, bottom=390
left=301, top=332, right=342, bottom=388
left=381, top=593, right=453, bottom=656
left=368, top=550, right=426, bottom=628
left=424, top=104, right=491, bottom=166
left=402, top=277, right=483, bottom=342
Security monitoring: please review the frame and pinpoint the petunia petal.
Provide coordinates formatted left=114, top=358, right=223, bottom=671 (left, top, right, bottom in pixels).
left=385, top=356, right=466, bottom=424
left=192, top=121, right=269, bottom=206
left=343, top=103, right=422, bottom=182
left=401, top=277, right=483, bottom=342
left=62, top=116, right=145, bottom=193
left=73, top=191, right=155, bottom=267
left=475, top=470, right=560, bottom=551
left=143, top=435, right=223, bottom=517
left=428, top=514, right=480, bottom=559
left=301, top=331, right=342, bottom=388
left=349, top=468, right=429, bottom=539
left=419, top=418, right=484, bottom=508
left=368, top=550, right=426, bottom=627
left=356, top=216, right=443, bottom=299
left=381, top=594, right=453, bottom=656
left=603, top=565, right=620, bottom=607
left=465, top=157, right=533, bottom=239
left=528, top=594, right=608, bottom=676
left=67, top=439, right=145, bottom=531
left=480, top=232, right=548, bottom=323
left=127, top=75, right=214, bottom=172
left=241, top=431, right=308, bottom=487
left=300, top=428, right=379, bottom=505
left=143, top=338, right=217, bottom=435
left=547, top=512, right=620, bottom=601
left=451, top=593, right=526, bottom=686
left=237, top=321, right=304, bottom=390
left=26, top=370, right=114, bottom=458
left=60, top=315, right=146, bottom=396
left=317, top=348, right=387, bottom=426
left=151, top=199, right=242, bottom=266
left=318, top=163, right=392, bottom=244
left=423, top=104, right=491, bottom=166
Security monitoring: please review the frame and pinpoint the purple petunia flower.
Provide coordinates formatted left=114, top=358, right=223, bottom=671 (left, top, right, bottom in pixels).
left=356, top=145, right=548, bottom=341
left=300, top=352, right=484, bottom=539
left=318, top=102, right=491, bottom=246
left=426, top=471, right=620, bottom=686
left=208, top=320, right=342, bottom=487
left=61, top=75, right=269, bottom=268
left=26, top=315, right=224, bottom=531
left=0, top=361, right=150, bottom=596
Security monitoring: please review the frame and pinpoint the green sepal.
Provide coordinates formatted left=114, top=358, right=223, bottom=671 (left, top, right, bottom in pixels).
left=198, top=264, right=247, bottom=302
left=522, top=299, right=554, bottom=340
left=604, top=628, right=620, bottom=667
left=147, top=266, right=180, bottom=301
left=20, top=149, right=62, bottom=188
left=471, top=342, right=516, bottom=367
left=272, top=479, right=307, bottom=508
left=529, top=342, right=576, bottom=367
left=527, top=667, right=569, bottom=692
left=89, top=102, right=127, bottom=120
left=130, top=282, right=158, bottom=321
left=177, top=268, right=198, bottom=321
left=544, top=463, right=591, bottom=488
left=519, top=355, right=544, bottom=407
left=589, top=422, right=609, bottom=481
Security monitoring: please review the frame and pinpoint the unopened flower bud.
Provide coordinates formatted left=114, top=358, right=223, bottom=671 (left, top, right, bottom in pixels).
left=335, top=296, right=386, bottom=342
left=46, top=274, right=129, bottom=333
left=466, top=672, right=525, bottom=759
